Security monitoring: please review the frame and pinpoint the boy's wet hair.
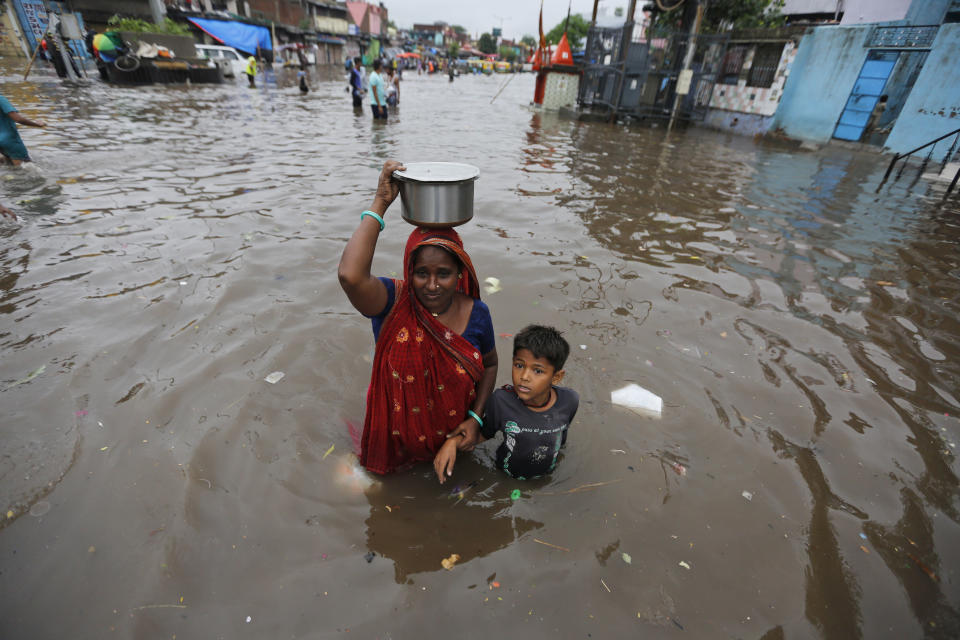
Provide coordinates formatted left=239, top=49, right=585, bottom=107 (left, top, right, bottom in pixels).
left=513, top=325, right=569, bottom=372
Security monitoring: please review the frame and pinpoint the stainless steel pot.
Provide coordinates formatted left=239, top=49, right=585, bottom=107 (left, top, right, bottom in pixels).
left=393, top=162, right=480, bottom=228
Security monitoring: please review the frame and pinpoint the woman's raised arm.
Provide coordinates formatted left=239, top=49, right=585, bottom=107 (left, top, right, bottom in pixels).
left=338, top=160, right=405, bottom=316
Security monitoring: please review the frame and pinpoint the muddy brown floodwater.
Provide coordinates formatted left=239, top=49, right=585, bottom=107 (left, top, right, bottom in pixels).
left=1, top=59, right=959, bottom=639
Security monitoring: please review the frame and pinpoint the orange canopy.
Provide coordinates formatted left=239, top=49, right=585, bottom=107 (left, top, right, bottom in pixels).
left=550, top=32, right=574, bottom=66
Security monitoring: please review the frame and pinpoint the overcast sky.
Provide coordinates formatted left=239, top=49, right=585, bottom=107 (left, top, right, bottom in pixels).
left=384, top=0, right=627, bottom=41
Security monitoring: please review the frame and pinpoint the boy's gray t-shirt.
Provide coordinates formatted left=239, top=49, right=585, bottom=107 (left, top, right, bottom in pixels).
left=481, top=385, right=579, bottom=479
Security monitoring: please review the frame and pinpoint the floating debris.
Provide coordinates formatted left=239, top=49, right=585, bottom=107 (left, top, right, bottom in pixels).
left=441, top=553, right=461, bottom=570
left=601, top=578, right=611, bottom=592
left=483, top=277, right=502, bottom=294
left=533, top=538, right=570, bottom=552
left=322, top=444, right=335, bottom=459
left=611, top=383, right=662, bottom=415
left=510, top=489, right=522, bottom=500
left=540, top=479, right=623, bottom=495
left=363, top=551, right=375, bottom=563
left=741, top=490, right=753, bottom=501
left=678, top=561, right=691, bottom=570
left=7, top=364, right=45, bottom=389
left=622, top=552, right=632, bottom=565
left=907, top=553, right=938, bottom=582
left=264, top=371, right=285, bottom=384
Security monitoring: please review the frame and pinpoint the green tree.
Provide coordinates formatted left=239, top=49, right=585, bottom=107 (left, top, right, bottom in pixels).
left=107, top=15, right=191, bottom=36
left=448, top=41, right=460, bottom=58
left=654, top=0, right=785, bottom=31
left=520, top=34, right=537, bottom=48
left=545, top=13, right=590, bottom=49
left=499, top=45, right=518, bottom=62
left=478, top=32, right=497, bottom=54
left=452, top=25, right=467, bottom=34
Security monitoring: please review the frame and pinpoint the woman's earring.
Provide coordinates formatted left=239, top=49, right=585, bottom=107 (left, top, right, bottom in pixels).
left=458, top=274, right=462, bottom=279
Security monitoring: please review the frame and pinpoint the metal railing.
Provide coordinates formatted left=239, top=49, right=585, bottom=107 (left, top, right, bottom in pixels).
left=877, top=127, right=960, bottom=198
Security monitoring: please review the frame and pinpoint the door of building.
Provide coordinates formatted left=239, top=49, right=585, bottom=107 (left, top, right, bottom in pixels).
left=833, top=50, right=899, bottom=141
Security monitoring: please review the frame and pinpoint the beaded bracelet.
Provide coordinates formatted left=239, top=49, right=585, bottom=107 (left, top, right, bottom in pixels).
left=360, top=210, right=385, bottom=231
left=466, top=410, right=483, bottom=427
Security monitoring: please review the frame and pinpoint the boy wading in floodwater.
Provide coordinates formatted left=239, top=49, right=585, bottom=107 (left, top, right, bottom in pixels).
left=435, top=325, right=579, bottom=482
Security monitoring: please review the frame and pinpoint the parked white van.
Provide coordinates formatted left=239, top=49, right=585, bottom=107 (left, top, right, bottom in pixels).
left=195, top=44, right=246, bottom=79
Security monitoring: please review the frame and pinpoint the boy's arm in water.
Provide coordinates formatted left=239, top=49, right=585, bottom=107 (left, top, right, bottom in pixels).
left=9, top=112, right=46, bottom=128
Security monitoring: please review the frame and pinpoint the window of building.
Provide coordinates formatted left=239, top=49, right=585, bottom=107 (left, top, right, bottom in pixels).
left=720, top=46, right=748, bottom=85
left=747, top=43, right=785, bottom=89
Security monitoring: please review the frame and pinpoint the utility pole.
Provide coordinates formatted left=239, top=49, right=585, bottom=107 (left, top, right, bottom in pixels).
left=609, top=0, right=638, bottom=122
left=492, top=15, right=509, bottom=48
left=148, top=0, right=166, bottom=25
left=667, top=0, right=705, bottom=132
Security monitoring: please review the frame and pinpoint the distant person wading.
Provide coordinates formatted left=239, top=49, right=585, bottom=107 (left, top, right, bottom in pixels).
left=245, top=56, right=257, bottom=87
left=368, top=59, right=388, bottom=121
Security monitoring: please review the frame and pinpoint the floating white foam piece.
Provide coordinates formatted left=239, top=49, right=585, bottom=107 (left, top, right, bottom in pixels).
left=264, top=371, right=285, bottom=384
left=611, top=383, right=662, bottom=415
left=483, top=276, right=501, bottom=294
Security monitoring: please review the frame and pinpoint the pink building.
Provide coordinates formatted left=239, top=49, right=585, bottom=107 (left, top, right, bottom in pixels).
left=346, top=1, right=388, bottom=36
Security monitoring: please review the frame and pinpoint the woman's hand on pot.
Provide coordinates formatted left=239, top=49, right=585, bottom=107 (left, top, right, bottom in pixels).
left=447, top=418, right=480, bottom=451
left=372, top=159, right=406, bottom=211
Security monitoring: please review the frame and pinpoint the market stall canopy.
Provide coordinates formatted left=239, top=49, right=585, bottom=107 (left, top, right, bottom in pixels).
left=187, top=18, right=272, bottom=56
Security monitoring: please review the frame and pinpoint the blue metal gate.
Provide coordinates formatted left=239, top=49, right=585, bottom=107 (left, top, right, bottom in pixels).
left=833, top=50, right=899, bottom=141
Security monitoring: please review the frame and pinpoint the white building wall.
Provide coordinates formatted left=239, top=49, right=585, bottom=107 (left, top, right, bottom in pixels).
left=781, top=0, right=913, bottom=24
left=839, top=0, right=910, bottom=24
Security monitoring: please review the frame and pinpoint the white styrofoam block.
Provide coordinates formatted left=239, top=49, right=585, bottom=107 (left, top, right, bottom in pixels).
left=611, top=383, right=662, bottom=415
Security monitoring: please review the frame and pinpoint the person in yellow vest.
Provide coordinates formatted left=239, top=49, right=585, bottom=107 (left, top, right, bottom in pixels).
left=245, top=56, right=257, bottom=87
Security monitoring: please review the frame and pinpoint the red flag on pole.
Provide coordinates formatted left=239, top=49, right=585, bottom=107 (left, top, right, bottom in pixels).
left=535, top=0, right=548, bottom=71
left=539, top=0, right=546, bottom=48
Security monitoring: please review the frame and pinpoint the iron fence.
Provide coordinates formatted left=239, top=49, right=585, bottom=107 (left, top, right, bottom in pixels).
left=578, top=25, right=728, bottom=123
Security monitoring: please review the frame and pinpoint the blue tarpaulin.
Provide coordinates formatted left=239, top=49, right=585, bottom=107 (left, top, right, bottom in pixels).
left=187, top=18, right=271, bottom=56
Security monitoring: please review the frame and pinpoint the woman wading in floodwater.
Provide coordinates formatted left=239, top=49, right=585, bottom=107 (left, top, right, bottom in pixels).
left=338, top=160, right=498, bottom=474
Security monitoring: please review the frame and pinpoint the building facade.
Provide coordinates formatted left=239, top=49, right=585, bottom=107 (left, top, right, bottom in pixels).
left=770, top=0, right=959, bottom=159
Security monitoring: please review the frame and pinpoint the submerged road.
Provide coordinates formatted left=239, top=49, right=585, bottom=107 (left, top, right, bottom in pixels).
left=1, top=60, right=959, bottom=638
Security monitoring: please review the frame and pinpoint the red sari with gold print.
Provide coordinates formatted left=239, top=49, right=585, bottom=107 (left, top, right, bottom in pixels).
left=360, top=227, right=485, bottom=474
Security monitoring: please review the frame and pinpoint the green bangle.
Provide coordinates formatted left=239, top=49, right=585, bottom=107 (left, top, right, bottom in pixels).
left=466, top=410, right=483, bottom=427
left=360, top=210, right=385, bottom=231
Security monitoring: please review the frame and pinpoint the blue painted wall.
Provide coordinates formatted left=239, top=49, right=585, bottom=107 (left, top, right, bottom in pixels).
left=769, top=26, right=872, bottom=145
left=905, top=0, right=951, bottom=25
left=884, top=23, right=960, bottom=161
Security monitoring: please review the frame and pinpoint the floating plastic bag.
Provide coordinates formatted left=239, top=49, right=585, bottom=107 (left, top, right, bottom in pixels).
left=483, top=276, right=501, bottom=294
left=264, top=371, right=285, bottom=384
left=611, top=383, right=662, bottom=415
